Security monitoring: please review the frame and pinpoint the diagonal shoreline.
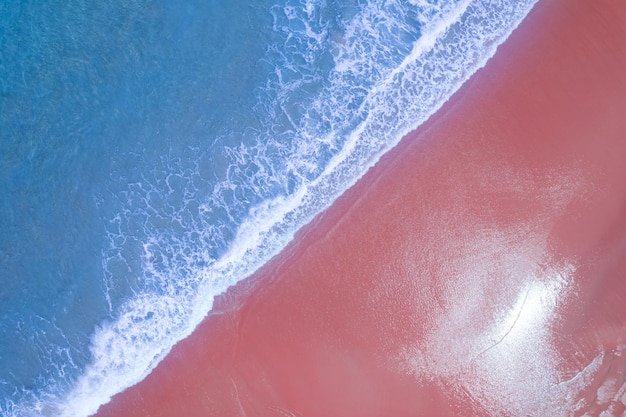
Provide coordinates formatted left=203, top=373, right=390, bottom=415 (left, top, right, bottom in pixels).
left=94, top=0, right=626, bottom=415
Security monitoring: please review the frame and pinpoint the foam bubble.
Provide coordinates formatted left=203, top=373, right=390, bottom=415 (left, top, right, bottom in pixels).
left=598, top=379, right=618, bottom=405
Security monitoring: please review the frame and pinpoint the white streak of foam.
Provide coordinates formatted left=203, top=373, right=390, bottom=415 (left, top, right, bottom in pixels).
left=390, top=0, right=473, bottom=79
left=309, top=0, right=473, bottom=184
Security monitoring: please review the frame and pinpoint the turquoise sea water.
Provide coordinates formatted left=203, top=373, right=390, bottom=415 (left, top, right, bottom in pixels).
left=0, top=0, right=537, bottom=415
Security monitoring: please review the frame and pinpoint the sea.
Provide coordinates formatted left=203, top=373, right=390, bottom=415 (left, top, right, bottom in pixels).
left=0, top=0, right=537, bottom=415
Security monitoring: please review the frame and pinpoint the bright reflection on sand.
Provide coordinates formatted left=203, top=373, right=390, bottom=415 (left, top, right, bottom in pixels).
left=400, top=259, right=611, bottom=416
left=462, top=266, right=575, bottom=416
left=486, top=273, right=566, bottom=356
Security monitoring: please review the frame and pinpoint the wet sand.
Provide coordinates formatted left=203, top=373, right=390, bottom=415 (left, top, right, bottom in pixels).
left=94, top=0, right=626, bottom=415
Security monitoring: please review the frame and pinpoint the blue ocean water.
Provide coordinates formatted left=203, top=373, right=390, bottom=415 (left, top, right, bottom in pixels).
left=0, top=0, right=537, bottom=415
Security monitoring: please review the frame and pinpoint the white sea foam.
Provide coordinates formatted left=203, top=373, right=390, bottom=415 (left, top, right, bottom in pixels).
left=5, top=0, right=539, bottom=416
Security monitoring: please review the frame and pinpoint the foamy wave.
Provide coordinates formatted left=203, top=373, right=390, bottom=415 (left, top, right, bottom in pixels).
left=7, top=0, right=538, bottom=415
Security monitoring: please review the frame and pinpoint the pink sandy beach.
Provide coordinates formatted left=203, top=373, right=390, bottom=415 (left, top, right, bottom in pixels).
left=95, top=0, right=626, bottom=415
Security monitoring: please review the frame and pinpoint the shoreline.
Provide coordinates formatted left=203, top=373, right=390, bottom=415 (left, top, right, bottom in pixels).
left=95, top=0, right=626, bottom=415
